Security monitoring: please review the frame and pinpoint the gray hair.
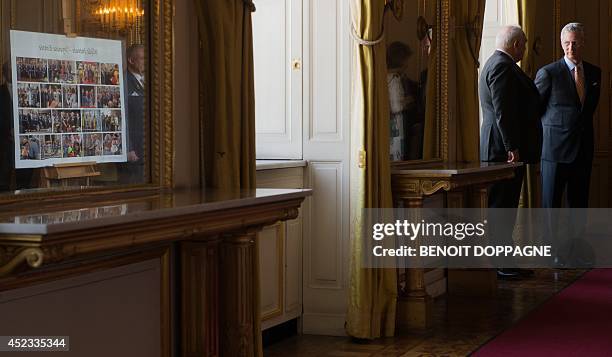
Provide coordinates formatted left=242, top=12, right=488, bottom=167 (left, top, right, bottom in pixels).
left=561, top=22, right=585, bottom=40
left=495, top=25, right=525, bottom=50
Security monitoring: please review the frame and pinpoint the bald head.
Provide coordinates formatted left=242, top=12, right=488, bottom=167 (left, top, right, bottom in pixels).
left=496, top=25, right=527, bottom=62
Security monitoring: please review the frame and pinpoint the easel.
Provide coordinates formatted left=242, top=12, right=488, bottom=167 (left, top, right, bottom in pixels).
left=39, top=2, right=95, bottom=189
left=42, top=162, right=101, bottom=188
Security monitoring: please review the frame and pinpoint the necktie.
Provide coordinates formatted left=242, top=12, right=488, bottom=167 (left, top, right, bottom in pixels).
left=574, top=65, right=585, bottom=105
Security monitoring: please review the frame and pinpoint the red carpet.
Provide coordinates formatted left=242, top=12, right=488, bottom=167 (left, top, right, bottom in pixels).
left=474, top=269, right=612, bottom=356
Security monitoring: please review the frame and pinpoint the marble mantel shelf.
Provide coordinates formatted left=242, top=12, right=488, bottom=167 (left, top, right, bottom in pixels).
left=0, top=188, right=311, bottom=235
left=0, top=188, right=311, bottom=277
left=391, top=162, right=522, bottom=177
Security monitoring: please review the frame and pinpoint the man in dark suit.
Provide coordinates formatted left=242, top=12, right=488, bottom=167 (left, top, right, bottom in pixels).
left=121, top=44, right=145, bottom=183
left=479, top=26, right=542, bottom=278
left=535, top=23, right=601, bottom=208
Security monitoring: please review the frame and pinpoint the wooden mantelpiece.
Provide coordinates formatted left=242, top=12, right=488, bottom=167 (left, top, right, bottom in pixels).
left=0, top=188, right=311, bottom=357
left=391, top=162, right=522, bottom=331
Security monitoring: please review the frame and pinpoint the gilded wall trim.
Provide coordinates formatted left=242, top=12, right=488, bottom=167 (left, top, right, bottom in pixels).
left=151, top=0, right=161, bottom=186
left=440, top=0, right=449, bottom=161
left=162, top=0, right=174, bottom=188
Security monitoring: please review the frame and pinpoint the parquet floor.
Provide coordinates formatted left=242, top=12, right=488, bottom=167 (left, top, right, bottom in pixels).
left=264, top=269, right=585, bottom=357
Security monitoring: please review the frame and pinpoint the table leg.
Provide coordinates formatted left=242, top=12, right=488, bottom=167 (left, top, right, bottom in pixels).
left=397, top=197, right=433, bottom=331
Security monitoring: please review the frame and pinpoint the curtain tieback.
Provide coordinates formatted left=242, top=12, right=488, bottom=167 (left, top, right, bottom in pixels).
left=243, top=0, right=256, bottom=12
left=350, top=23, right=384, bottom=46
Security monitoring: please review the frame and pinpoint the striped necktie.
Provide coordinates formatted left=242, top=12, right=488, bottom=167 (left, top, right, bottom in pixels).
left=574, top=65, right=585, bottom=105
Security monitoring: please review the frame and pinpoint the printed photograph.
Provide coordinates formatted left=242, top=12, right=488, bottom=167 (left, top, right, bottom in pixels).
left=17, top=83, right=41, bottom=108
left=19, top=135, right=42, bottom=160
left=62, top=134, right=83, bottom=158
left=97, top=86, right=121, bottom=108
left=62, top=84, right=79, bottom=108
left=100, top=63, right=120, bottom=86
left=41, top=84, right=62, bottom=108
left=54, top=110, right=82, bottom=133
left=101, top=109, right=122, bottom=131
left=16, top=57, right=48, bottom=82
left=103, top=132, right=122, bottom=155
left=80, top=85, right=97, bottom=108
left=48, top=59, right=77, bottom=84
left=18, top=109, right=52, bottom=133
left=83, top=133, right=103, bottom=157
left=82, top=110, right=102, bottom=132
left=41, top=134, right=63, bottom=159
left=77, top=61, right=100, bottom=84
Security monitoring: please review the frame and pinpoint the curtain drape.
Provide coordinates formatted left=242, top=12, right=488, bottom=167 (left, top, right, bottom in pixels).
left=452, top=0, right=485, bottom=162
left=194, top=1, right=260, bottom=356
left=346, top=0, right=397, bottom=339
left=196, top=0, right=256, bottom=190
left=518, top=0, right=539, bottom=208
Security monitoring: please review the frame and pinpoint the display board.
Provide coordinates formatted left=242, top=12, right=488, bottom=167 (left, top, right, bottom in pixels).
left=10, top=30, right=127, bottom=169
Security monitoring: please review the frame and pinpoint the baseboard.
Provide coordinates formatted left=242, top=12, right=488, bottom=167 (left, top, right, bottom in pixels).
left=302, top=313, right=347, bottom=336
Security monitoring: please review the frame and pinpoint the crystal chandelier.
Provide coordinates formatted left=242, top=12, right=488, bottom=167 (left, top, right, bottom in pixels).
left=93, top=0, right=144, bottom=44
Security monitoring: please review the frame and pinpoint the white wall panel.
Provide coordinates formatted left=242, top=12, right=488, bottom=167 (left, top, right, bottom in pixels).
left=301, top=0, right=350, bottom=336
left=306, top=162, right=343, bottom=288
left=254, top=0, right=303, bottom=159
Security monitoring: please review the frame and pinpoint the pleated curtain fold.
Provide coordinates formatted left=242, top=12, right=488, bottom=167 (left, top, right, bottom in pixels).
left=518, top=0, right=539, bottom=208
left=346, top=0, right=398, bottom=339
left=452, top=0, right=485, bottom=162
left=193, top=1, right=260, bottom=356
left=195, top=0, right=256, bottom=190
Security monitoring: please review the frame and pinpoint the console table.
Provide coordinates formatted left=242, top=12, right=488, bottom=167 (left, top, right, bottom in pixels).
left=391, top=162, right=522, bottom=330
left=0, top=188, right=310, bottom=357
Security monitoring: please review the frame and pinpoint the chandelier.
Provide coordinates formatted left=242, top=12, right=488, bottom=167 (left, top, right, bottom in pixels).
left=93, top=0, right=145, bottom=44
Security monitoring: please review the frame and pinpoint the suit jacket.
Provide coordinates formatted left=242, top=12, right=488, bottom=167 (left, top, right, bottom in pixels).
left=535, top=59, right=601, bottom=163
left=126, top=71, right=145, bottom=163
left=479, top=51, right=542, bottom=163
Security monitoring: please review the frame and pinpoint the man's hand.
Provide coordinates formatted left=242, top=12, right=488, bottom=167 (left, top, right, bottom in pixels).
left=507, top=149, right=520, bottom=163
left=127, top=151, right=139, bottom=162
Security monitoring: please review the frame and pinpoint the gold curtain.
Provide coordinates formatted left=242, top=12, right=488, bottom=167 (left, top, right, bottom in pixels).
left=518, top=0, right=538, bottom=208
left=194, top=1, right=260, bottom=356
left=452, top=0, right=485, bottom=162
left=196, top=0, right=256, bottom=190
left=346, top=0, right=397, bottom=339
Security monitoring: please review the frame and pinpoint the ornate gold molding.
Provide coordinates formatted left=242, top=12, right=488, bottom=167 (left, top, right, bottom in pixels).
left=152, top=0, right=161, bottom=186
left=0, top=247, right=44, bottom=278
left=421, top=180, right=451, bottom=195
left=440, top=0, right=450, bottom=162
left=162, top=0, right=174, bottom=188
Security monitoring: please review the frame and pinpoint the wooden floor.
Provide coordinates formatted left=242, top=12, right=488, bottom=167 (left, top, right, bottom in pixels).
left=264, top=269, right=585, bottom=357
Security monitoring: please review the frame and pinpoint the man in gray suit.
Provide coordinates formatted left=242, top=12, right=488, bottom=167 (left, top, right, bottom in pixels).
left=536, top=23, right=601, bottom=208
left=479, top=26, right=541, bottom=278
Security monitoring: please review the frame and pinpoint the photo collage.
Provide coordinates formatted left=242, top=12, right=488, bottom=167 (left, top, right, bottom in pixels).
left=15, top=56, right=124, bottom=163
